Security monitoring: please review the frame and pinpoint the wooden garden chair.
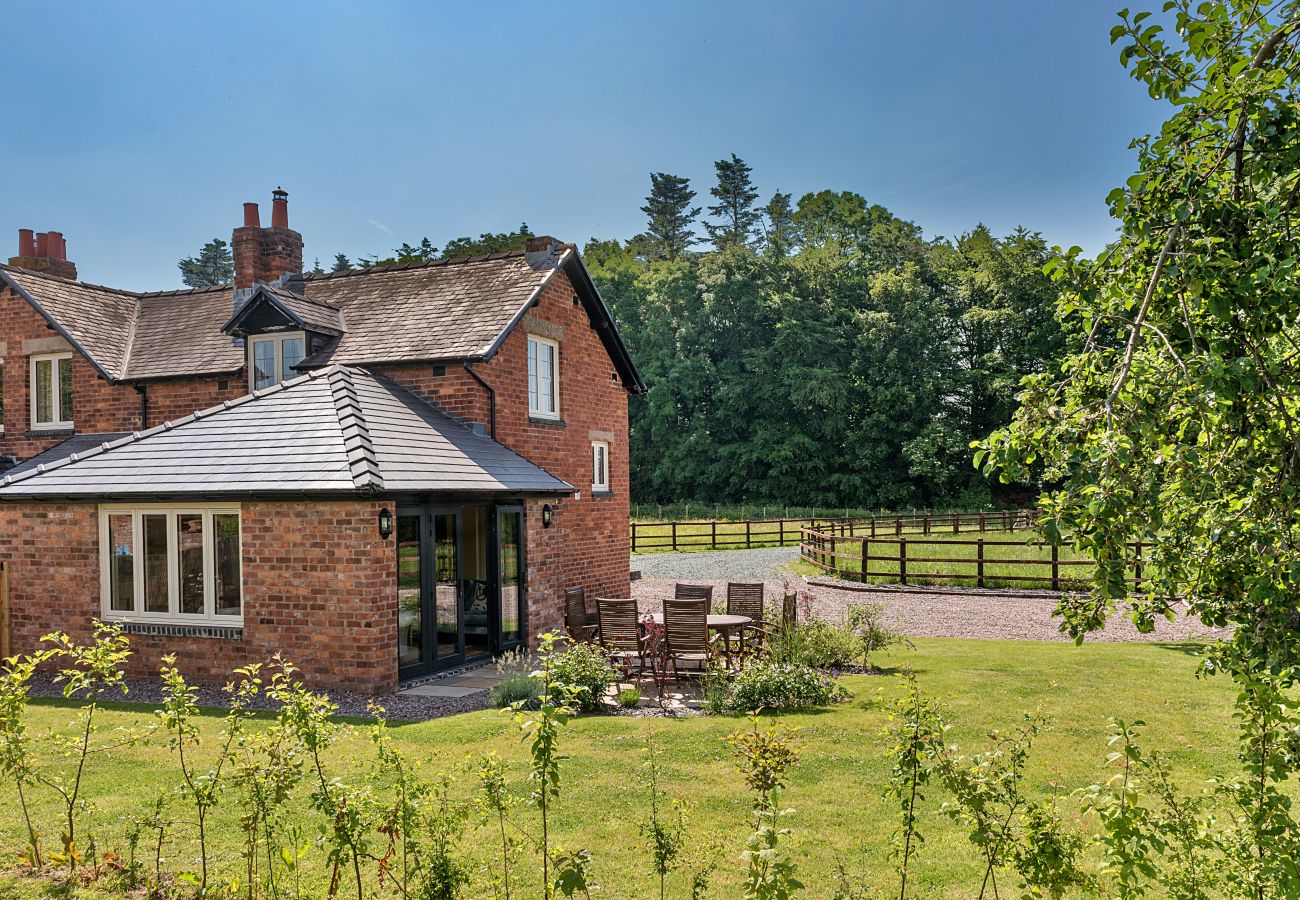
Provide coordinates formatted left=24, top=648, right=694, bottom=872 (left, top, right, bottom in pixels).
left=564, top=587, right=598, bottom=642
left=673, top=582, right=714, bottom=603
left=595, top=597, right=649, bottom=678
left=662, top=598, right=717, bottom=684
left=726, top=581, right=775, bottom=659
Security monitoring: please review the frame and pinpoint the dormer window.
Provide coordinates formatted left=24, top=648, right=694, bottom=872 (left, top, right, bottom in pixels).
left=249, top=333, right=305, bottom=391
left=31, top=352, right=73, bottom=431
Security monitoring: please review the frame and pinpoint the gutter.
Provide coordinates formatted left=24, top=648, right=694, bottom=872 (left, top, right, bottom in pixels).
left=462, top=362, right=497, bottom=439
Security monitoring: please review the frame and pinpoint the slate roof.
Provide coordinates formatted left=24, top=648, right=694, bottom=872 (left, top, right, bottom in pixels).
left=0, top=242, right=645, bottom=391
left=2, top=433, right=132, bottom=478
left=0, top=366, right=572, bottom=500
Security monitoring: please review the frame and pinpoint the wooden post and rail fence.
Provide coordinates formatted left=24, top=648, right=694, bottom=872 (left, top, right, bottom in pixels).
left=798, top=524, right=1148, bottom=592
left=629, top=508, right=1038, bottom=554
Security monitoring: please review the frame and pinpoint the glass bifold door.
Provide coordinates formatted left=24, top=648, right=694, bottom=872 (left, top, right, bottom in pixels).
left=397, top=504, right=525, bottom=679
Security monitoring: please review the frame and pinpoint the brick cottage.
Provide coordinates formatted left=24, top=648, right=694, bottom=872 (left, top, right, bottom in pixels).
left=0, top=190, right=644, bottom=693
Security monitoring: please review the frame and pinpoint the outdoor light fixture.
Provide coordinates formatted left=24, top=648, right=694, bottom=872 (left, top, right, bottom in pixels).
left=542, top=504, right=554, bottom=528
left=378, top=507, right=393, bottom=539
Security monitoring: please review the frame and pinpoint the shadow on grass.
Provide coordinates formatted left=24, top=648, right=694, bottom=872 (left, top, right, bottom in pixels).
left=1150, top=640, right=1215, bottom=658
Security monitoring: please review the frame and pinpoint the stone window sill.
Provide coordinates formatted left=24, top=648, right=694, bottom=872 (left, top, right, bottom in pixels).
left=592, top=490, right=615, bottom=499
left=26, top=428, right=74, bottom=438
left=114, top=621, right=244, bottom=640
left=528, top=416, right=566, bottom=427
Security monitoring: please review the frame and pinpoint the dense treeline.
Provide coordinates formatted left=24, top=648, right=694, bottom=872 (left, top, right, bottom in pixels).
left=586, top=166, right=1067, bottom=508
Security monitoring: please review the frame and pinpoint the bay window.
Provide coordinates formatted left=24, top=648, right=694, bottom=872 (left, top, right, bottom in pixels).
left=100, top=504, right=243, bottom=624
left=30, top=352, right=73, bottom=430
left=249, top=333, right=305, bottom=391
left=527, top=335, right=559, bottom=419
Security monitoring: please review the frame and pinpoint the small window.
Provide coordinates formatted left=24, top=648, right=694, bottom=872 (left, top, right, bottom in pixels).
left=0, top=360, right=5, bottom=434
left=30, top=352, right=73, bottom=430
left=99, top=505, right=243, bottom=624
left=248, top=333, right=306, bottom=391
left=592, top=441, right=610, bottom=492
left=527, top=335, right=560, bottom=419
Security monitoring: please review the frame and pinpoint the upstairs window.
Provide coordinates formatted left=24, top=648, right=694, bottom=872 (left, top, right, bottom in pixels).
left=0, top=361, right=5, bottom=434
left=100, top=504, right=243, bottom=624
left=591, top=441, right=610, bottom=492
left=527, top=335, right=559, bottom=419
left=249, top=333, right=305, bottom=391
left=31, top=352, right=73, bottom=431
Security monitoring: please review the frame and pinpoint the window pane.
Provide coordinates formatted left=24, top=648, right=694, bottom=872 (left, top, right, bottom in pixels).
left=527, top=340, right=538, bottom=411
left=143, top=514, right=169, bottom=613
left=497, top=511, right=523, bottom=645
left=593, top=443, right=607, bottom=489
left=57, top=356, right=72, bottom=422
left=177, top=514, right=204, bottom=615
left=397, top=513, right=423, bottom=668
left=214, top=514, right=241, bottom=616
left=107, top=514, right=135, bottom=612
left=253, top=341, right=276, bottom=390
left=34, top=359, right=52, bottom=424
left=538, top=343, right=555, bottom=414
left=280, top=337, right=303, bottom=380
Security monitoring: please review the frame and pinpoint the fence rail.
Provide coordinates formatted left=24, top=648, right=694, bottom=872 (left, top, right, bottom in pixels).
left=799, top=527, right=1147, bottom=592
left=630, top=508, right=1038, bottom=554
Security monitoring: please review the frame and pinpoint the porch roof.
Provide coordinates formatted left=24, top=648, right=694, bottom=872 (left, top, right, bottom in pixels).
left=0, top=366, right=573, bottom=500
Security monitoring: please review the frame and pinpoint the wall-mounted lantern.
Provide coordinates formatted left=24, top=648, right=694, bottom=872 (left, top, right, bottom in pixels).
left=378, top=507, right=394, bottom=539
left=542, top=504, right=554, bottom=528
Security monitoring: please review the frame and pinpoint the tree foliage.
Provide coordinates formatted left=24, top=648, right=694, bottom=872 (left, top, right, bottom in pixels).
left=706, top=153, right=762, bottom=250
left=640, top=172, right=702, bottom=260
left=177, top=238, right=234, bottom=288
left=592, top=193, right=1062, bottom=507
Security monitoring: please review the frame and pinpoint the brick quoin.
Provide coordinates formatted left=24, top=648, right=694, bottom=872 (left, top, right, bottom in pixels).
left=0, top=258, right=632, bottom=691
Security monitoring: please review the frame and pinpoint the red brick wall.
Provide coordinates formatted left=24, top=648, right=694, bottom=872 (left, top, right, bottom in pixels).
left=144, top=377, right=245, bottom=424
left=0, top=499, right=397, bottom=694
left=371, top=268, right=632, bottom=639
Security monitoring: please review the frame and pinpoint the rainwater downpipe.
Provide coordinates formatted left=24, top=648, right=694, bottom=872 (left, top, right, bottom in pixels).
left=462, top=363, right=496, bottom=439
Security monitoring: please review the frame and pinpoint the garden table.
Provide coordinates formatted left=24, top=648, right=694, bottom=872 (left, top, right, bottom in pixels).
left=646, top=612, right=752, bottom=669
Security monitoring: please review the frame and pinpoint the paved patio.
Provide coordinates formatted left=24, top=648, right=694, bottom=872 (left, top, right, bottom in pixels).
left=399, top=665, right=504, bottom=698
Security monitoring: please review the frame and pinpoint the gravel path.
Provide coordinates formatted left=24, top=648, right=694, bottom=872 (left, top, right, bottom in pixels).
left=632, top=546, right=799, bottom=581
left=631, top=572, right=1230, bottom=644
left=25, top=672, right=493, bottom=723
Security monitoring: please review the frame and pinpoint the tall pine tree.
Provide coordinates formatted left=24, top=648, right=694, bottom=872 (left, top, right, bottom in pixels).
left=177, top=238, right=234, bottom=287
left=762, top=191, right=795, bottom=257
left=639, top=172, right=700, bottom=260
left=331, top=253, right=353, bottom=273
left=706, top=154, right=761, bottom=250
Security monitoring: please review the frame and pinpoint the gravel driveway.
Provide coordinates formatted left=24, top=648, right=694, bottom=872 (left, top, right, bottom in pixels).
left=630, top=547, right=1229, bottom=644
left=632, top=546, right=799, bottom=581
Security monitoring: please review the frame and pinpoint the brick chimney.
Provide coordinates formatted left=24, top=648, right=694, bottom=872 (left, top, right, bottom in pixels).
left=524, top=235, right=563, bottom=267
left=8, top=228, right=77, bottom=280
left=232, top=187, right=303, bottom=290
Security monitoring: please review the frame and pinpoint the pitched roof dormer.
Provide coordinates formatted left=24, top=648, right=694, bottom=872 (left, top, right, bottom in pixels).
left=222, top=279, right=344, bottom=339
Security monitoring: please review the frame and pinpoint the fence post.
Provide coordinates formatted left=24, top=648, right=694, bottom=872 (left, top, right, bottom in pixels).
left=899, top=538, right=908, bottom=586
left=1051, top=543, right=1060, bottom=592
left=896, top=517, right=902, bottom=537
left=861, top=537, right=869, bottom=584
left=746, top=520, right=752, bottom=549
left=979, top=510, right=985, bottom=533
left=671, top=521, right=678, bottom=553
left=952, top=512, right=958, bottom=534
left=632, top=523, right=638, bottom=554
left=977, top=538, right=985, bottom=588
left=1134, top=540, right=1144, bottom=588
left=831, top=535, right=837, bottom=575
left=711, top=519, right=717, bottom=550
left=779, top=519, right=785, bottom=547
left=871, top=517, right=877, bottom=538
left=923, top=514, right=930, bottom=535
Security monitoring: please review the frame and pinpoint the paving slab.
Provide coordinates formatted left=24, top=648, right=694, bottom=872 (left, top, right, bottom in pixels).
left=401, top=684, right=486, bottom=699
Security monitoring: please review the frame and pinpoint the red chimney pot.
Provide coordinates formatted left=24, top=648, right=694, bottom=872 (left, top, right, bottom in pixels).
left=18, top=229, right=34, bottom=257
left=35, top=233, right=48, bottom=256
left=47, top=231, right=64, bottom=260
left=271, top=188, right=289, bottom=229
left=243, top=202, right=261, bottom=227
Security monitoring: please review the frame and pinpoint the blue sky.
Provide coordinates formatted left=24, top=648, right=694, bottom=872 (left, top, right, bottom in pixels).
left=0, top=1, right=1166, bottom=290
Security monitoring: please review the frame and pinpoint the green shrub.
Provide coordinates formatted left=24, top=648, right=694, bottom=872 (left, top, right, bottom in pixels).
left=491, top=674, right=542, bottom=710
left=767, top=619, right=859, bottom=669
left=545, top=641, right=617, bottom=711
left=618, top=687, right=643, bottom=708
left=845, top=602, right=901, bottom=667
left=711, top=662, right=848, bottom=712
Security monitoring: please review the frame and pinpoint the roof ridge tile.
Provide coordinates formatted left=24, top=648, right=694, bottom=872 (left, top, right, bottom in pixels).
left=326, top=367, right=384, bottom=491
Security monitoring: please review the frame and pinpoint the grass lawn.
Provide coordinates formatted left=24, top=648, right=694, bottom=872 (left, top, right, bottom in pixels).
left=0, top=638, right=1235, bottom=898
left=796, top=529, right=1105, bottom=590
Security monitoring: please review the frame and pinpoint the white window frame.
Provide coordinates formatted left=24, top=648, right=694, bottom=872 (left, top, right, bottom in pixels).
left=0, top=359, right=6, bottom=435
left=98, top=503, right=244, bottom=626
left=527, top=335, right=560, bottom=419
left=248, top=331, right=306, bottom=391
left=591, top=441, right=610, bottom=492
left=30, top=352, right=73, bottom=431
